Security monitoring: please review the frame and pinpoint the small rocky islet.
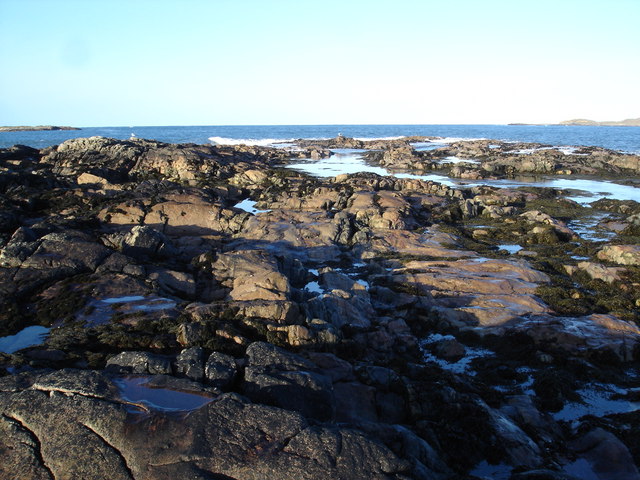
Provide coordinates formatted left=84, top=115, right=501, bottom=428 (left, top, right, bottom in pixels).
left=0, top=135, right=639, bottom=479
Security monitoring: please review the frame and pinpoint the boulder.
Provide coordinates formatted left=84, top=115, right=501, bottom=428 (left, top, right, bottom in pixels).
left=238, top=210, right=345, bottom=262
left=211, top=249, right=291, bottom=302
left=77, top=172, right=119, bottom=190
left=19, top=231, right=110, bottom=273
left=566, top=428, right=640, bottom=480
left=106, top=351, right=172, bottom=374
left=306, top=352, right=355, bottom=382
left=431, top=337, right=466, bottom=361
left=520, top=210, right=577, bottom=240
left=148, top=267, right=196, bottom=299
left=121, top=225, right=176, bottom=259
left=176, top=322, right=206, bottom=347
left=205, top=351, right=237, bottom=388
left=565, top=262, right=626, bottom=284
left=0, top=227, right=39, bottom=268
left=597, top=245, right=640, bottom=266
left=366, top=227, right=475, bottom=259
left=144, top=194, right=248, bottom=236
left=175, top=347, right=206, bottom=381
left=306, top=290, right=373, bottom=330
left=99, top=201, right=146, bottom=225
left=333, top=381, right=379, bottom=423
left=500, top=395, right=562, bottom=445
left=484, top=402, right=542, bottom=468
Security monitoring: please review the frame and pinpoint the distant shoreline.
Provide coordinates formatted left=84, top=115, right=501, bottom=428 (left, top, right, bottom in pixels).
left=0, top=125, right=80, bottom=132
left=510, top=117, right=640, bottom=127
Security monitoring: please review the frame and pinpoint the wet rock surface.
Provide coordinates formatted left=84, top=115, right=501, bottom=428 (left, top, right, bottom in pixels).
left=1, top=136, right=640, bottom=479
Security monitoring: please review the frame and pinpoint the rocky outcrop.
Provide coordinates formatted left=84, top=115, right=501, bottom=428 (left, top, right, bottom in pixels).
left=0, top=369, right=415, bottom=480
left=358, top=137, right=640, bottom=178
left=1, top=136, right=640, bottom=479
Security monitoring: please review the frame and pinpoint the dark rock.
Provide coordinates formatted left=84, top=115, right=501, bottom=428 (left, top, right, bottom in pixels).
left=431, top=337, right=466, bottom=361
left=333, top=381, right=379, bottom=423
left=511, top=470, right=581, bottom=480
left=148, top=266, right=196, bottom=299
left=4, top=135, right=640, bottom=478
left=306, top=352, right=355, bottom=382
left=177, top=322, right=206, bottom=347
left=0, top=227, right=39, bottom=267
left=281, top=426, right=412, bottom=479
left=375, top=391, right=407, bottom=424
left=567, top=428, right=640, bottom=480
left=358, top=423, right=452, bottom=480
left=120, top=225, right=177, bottom=259
left=0, top=144, right=41, bottom=162
left=243, top=342, right=335, bottom=421
left=25, top=349, right=67, bottom=362
left=306, top=291, right=373, bottom=330
left=41, top=136, right=145, bottom=181
left=19, top=231, right=110, bottom=272
left=106, top=351, right=172, bottom=374
left=500, top=395, right=562, bottom=445
left=175, top=347, right=205, bottom=381
left=355, top=365, right=402, bottom=390
left=205, top=351, right=237, bottom=388
left=0, top=369, right=412, bottom=480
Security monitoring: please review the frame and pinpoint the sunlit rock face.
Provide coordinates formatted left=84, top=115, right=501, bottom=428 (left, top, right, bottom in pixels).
left=597, top=244, right=640, bottom=266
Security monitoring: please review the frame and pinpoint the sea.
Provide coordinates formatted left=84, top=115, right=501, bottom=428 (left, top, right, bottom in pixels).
left=1, top=124, right=639, bottom=152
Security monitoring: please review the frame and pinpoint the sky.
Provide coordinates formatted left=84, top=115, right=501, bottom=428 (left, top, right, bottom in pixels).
left=0, top=0, right=638, bottom=126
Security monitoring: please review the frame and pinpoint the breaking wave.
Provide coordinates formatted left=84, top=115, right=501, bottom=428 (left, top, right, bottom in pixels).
left=208, top=136, right=298, bottom=147
left=353, top=136, right=406, bottom=141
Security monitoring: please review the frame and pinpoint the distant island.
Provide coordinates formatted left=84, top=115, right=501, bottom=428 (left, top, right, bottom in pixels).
left=511, top=117, right=640, bottom=127
left=559, top=117, right=640, bottom=126
left=0, top=125, right=80, bottom=132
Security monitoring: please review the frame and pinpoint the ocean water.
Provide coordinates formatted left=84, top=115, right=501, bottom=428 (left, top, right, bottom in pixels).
left=1, top=124, right=639, bottom=152
left=284, top=149, right=640, bottom=203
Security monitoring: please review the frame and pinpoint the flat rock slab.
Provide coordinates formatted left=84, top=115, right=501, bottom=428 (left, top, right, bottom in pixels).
left=0, top=369, right=411, bottom=480
left=388, top=258, right=551, bottom=326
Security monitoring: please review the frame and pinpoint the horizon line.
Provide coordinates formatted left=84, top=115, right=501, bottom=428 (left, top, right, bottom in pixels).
left=3, top=122, right=563, bottom=129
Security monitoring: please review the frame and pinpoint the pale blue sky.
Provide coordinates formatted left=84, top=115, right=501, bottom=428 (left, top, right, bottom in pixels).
left=1, top=0, right=638, bottom=126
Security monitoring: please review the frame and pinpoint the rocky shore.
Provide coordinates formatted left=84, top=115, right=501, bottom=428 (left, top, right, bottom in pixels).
left=1, top=135, right=640, bottom=479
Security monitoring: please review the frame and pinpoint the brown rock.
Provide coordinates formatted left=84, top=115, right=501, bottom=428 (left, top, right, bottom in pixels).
left=565, top=262, right=626, bottom=284
left=145, top=194, right=248, bottom=236
left=388, top=258, right=551, bottom=327
left=597, top=245, right=640, bottom=266
left=211, top=250, right=291, bottom=302
left=504, top=313, right=640, bottom=361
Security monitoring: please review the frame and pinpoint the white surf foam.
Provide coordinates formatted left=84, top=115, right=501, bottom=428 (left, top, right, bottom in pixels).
left=353, top=136, right=406, bottom=141
left=208, top=136, right=297, bottom=147
left=428, top=136, right=487, bottom=144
